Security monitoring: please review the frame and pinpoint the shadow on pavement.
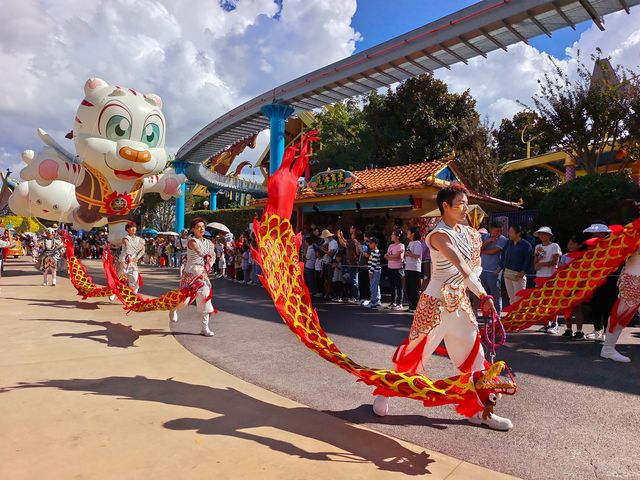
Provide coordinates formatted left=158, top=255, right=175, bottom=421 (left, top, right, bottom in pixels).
left=79, top=261, right=640, bottom=395
left=325, top=404, right=469, bottom=431
left=500, top=332, right=640, bottom=395
left=28, top=318, right=169, bottom=348
left=5, top=297, right=103, bottom=310
left=2, top=376, right=435, bottom=476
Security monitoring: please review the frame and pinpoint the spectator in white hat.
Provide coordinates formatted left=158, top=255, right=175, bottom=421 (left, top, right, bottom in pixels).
left=582, top=222, right=616, bottom=341
left=534, top=226, right=562, bottom=334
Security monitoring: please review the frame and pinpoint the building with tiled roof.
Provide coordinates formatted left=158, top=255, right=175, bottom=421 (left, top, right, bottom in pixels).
left=252, top=158, right=519, bottom=232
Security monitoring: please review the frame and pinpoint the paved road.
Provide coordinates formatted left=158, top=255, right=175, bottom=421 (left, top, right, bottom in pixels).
left=83, top=261, right=640, bottom=480
left=3, top=259, right=520, bottom=480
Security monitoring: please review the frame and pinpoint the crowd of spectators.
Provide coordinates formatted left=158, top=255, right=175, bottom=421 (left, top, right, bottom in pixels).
left=296, top=218, right=629, bottom=342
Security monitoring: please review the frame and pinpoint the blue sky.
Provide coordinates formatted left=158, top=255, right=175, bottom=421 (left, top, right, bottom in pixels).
left=352, top=0, right=591, bottom=58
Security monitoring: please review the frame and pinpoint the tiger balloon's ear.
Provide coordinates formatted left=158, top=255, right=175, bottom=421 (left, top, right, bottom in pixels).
left=84, top=78, right=109, bottom=96
left=145, top=94, right=163, bottom=109
left=108, top=87, right=126, bottom=97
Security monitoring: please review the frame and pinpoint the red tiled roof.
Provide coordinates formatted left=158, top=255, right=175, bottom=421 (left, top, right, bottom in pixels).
left=252, top=158, right=520, bottom=209
left=297, top=158, right=453, bottom=200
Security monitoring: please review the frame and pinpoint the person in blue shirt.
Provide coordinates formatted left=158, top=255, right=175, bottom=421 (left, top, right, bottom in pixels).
left=501, top=224, right=533, bottom=306
left=480, top=221, right=508, bottom=313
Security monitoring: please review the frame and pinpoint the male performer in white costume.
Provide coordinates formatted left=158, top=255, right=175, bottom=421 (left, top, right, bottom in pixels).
left=372, top=183, right=513, bottom=431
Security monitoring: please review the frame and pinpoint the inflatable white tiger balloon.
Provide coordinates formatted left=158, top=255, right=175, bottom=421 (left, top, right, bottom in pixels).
left=20, top=78, right=185, bottom=245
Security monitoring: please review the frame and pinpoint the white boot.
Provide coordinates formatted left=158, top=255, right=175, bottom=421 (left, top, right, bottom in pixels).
left=109, top=294, right=116, bottom=302
left=169, top=309, right=178, bottom=323
left=372, top=395, right=389, bottom=417
left=600, top=326, right=630, bottom=363
left=52, top=273, right=57, bottom=286
left=468, top=412, right=513, bottom=431
left=200, top=314, right=214, bottom=337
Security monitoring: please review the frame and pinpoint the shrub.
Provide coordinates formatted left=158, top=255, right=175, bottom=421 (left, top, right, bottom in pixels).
left=536, top=173, right=640, bottom=246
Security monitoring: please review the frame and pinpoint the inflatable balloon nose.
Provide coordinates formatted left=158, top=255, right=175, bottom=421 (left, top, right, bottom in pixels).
left=119, top=146, right=151, bottom=163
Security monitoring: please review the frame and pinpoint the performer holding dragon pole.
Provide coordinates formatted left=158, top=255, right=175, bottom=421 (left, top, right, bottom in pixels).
left=372, top=183, right=513, bottom=431
left=34, top=227, right=65, bottom=286
left=169, top=217, right=216, bottom=337
left=109, top=221, right=145, bottom=300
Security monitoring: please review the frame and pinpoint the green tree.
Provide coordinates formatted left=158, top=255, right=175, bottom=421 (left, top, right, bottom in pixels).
left=622, top=81, right=640, bottom=166
left=138, top=193, right=175, bottom=231
left=454, top=117, right=500, bottom=195
left=537, top=173, right=640, bottom=247
left=529, top=53, right=640, bottom=175
left=494, top=111, right=560, bottom=207
left=311, top=99, right=370, bottom=174
left=364, top=74, right=477, bottom=166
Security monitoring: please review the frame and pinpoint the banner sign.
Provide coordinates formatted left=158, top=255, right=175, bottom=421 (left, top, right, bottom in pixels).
left=308, top=169, right=357, bottom=194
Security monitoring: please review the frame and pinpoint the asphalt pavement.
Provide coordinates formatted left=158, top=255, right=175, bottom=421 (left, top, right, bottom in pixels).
left=83, top=261, right=640, bottom=480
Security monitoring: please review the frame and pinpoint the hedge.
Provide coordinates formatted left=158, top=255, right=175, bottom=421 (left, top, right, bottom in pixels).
left=536, top=173, right=640, bottom=247
left=185, top=207, right=263, bottom=237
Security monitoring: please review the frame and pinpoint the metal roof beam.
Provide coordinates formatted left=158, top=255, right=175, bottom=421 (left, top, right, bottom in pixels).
left=579, top=0, right=605, bottom=31
left=551, top=1, right=576, bottom=29
left=388, top=61, right=419, bottom=78
left=526, top=11, right=552, bottom=37
left=403, top=56, right=433, bottom=74
left=479, top=28, right=507, bottom=51
left=356, top=74, right=388, bottom=88
left=334, top=81, right=368, bottom=96
left=502, top=20, right=528, bottom=44
left=292, top=97, right=325, bottom=109
left=374, top=67, right=404, bottom=83
left=440, top=44, right=468, bottom=64
left=311, top=89, right=345, bottom=103
left=292, top=100, right=322, bottom=111
left=460, top=37, right=487, bottom=58
left=422, top=50, right=451, bottom=70
left=618, top=0, right=631, bottom=14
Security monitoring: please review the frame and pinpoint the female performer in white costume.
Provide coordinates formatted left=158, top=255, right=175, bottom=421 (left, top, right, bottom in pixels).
left=169, top=218, right=216, bottom=337
left=372, top=183, right=513, bottom=431
left=109, top=221, right=145, bottom=300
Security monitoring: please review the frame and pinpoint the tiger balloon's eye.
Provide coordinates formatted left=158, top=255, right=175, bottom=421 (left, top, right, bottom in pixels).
left=142, top=123, right=160, bottom=147
left=106, top=115, right=132, bottom=141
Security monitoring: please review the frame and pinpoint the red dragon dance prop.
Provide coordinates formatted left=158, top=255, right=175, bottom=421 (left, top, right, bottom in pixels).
left=252, top=131, right=516, bottom=416
left=61, top=231, right=113, bottom=299
left=102, top=248, right=202, bottom=313
left=502, top=220, right=640, bottom=332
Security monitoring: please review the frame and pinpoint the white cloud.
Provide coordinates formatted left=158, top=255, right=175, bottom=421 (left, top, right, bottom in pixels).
left=2, top=1, right=638, bottom=182
left=436, top=9, right=640, bottom=125
left=0, top=0, right=359, bottom=175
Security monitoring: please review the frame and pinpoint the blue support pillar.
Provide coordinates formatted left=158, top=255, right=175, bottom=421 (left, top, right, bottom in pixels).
left=174, top=161, right=187, bottom=233
left=208, top=189, right=218, bottom=211
left=261, top=103, right=294, bottom=176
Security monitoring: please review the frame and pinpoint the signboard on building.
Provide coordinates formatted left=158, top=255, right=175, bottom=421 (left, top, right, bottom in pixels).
left=308, top=169, right=357, bottom=194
